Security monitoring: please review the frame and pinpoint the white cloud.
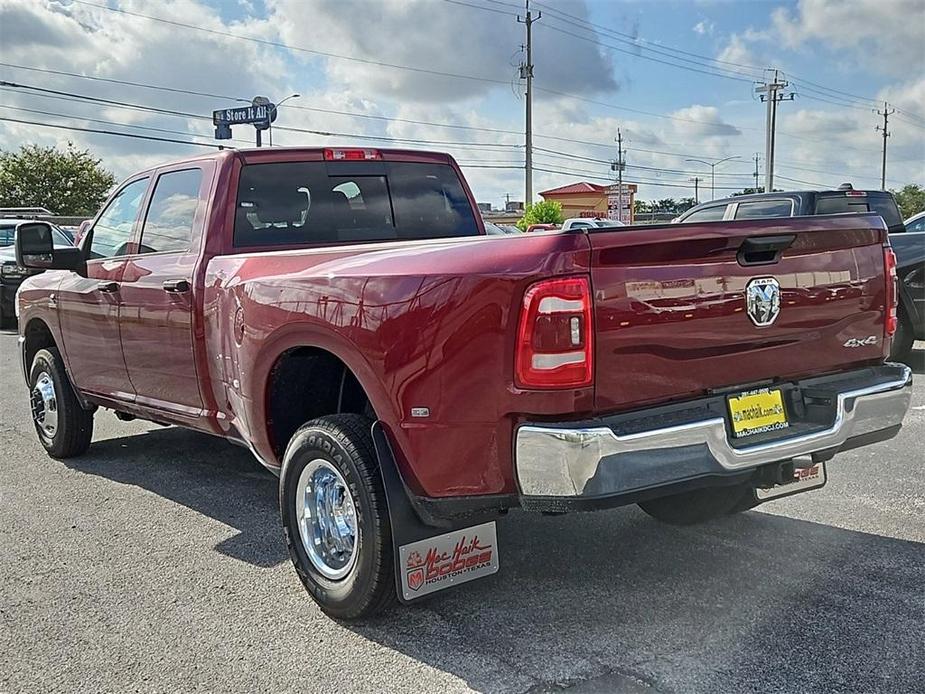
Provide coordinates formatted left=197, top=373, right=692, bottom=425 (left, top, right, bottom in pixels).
left=771, top=0, right=922, bottom=75
left=265, top=0, right=618, bottom=103
left=693, top=20, right=714, bottom=36
left=716, top=34, right=757, bottom=68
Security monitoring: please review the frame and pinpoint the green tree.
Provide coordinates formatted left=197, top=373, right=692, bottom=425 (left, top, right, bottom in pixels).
left=891, top=183, right=925, bottom=219
left=0, top=142, right=115, bottom=215
left=517, top=199, right=564, bottom=230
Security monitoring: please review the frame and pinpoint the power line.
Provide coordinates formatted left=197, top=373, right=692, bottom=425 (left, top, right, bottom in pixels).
left=61, top=0, right=768, bottom=134
left=0, top=104, right=258, bottom=147
left=0, top=80, right=524, bottom=150
left=69, top=0, right=511, bottom=87
left=0, top=115, right=222, bottom=148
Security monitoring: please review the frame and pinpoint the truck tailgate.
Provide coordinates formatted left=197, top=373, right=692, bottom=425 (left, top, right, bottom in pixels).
left=589, top=213, right=889, bottom=412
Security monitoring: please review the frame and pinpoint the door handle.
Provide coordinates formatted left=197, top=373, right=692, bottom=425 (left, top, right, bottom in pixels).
left=162, top=279, right=191, bottom=293
left=97, top=281, right=119, bottom=293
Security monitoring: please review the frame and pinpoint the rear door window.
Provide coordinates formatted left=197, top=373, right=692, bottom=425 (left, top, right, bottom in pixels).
left=681, top=205, right=727, bottom=223
left=234, top=161, right=479, bottom=247
left=140, top=168, right=203, bottom=253
left=733, top=199, right=794, bottom=219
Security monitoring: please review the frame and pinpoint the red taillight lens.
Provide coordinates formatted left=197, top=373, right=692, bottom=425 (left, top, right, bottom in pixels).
left=323, top=148, right=382, bottom=161
left=515, top=276, right=593, bottom=389
left=884, top=246, right=898, bottom=337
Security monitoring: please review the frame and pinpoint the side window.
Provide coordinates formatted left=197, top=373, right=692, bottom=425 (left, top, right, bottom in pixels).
left=906, top=216, right=925, bottom=232
left=682, top=205, right=727, bottom=223
left=734, top=200, right=794, bottom=220
left=89, top=178, right=149, bottom=259
left=140, top=169, right=203, bottom=253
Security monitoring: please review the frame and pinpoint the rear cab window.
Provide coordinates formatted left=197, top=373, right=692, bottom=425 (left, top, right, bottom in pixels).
left=733, top=199, right=794, bottom=220
left=814, top=192, right=904, bottom=232
left=234, top=160, right=480, bottom=247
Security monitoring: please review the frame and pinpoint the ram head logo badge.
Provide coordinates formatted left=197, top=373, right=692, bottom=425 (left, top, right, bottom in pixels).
left=745, top=277, right=781, bottom=327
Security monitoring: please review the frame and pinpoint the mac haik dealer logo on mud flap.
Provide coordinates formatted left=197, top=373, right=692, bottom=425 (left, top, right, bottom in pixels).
left=398, top=521, right=499, bottom=600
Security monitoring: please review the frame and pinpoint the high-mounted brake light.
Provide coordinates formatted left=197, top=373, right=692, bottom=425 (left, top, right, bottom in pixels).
left=845, top=190, right=867, bottom=197
left=884, top=246, right=898, bottom=337
left=323, top=148, right=382, bottom=161
left=515, top=276, right=593, bottom=389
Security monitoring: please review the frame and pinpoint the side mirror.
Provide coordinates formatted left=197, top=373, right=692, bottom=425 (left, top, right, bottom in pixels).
left=15, top=221, right=86, bottom=276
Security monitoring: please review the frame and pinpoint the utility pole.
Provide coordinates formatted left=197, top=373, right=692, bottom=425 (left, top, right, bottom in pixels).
left=875, top=102, right=895, bottom=191
left=753, top=153, right=760, bottom=191
left=518, top=1, right=540, bottom=205
left=689, top=176, right=701, bottom=204
left=756, top=69, right=793, bottom=192
left=611, top=129, right=626, bottom=222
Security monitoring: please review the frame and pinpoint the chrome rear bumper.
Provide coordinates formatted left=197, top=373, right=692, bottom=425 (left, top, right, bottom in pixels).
left=515, top=364, right=912, bottom=499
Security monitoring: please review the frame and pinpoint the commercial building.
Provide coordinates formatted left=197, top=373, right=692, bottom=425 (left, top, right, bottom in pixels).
left=539, top=181, right=637, bottom=224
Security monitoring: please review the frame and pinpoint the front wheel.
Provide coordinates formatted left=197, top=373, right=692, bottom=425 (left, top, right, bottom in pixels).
left=29, top=347, right=94, bottom=458
left=279, top=414, right=396, bottom=620
left=638, top=482, right=755, bottom=526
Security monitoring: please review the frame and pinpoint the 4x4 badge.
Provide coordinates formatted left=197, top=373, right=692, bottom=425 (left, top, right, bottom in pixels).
left=745, top=277, right=781, bottom=327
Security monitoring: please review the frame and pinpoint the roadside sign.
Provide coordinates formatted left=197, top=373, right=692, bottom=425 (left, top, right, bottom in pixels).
left=606, top=184, right=632, bottom=223
left=212, top=103, right=276, bottom=130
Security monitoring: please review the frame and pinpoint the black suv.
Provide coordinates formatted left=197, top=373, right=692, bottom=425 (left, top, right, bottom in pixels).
left=675, top=185, right=921, bottom=362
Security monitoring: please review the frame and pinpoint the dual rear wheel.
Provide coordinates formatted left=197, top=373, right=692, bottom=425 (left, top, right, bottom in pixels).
left=279, top=414, right=397, bottom=620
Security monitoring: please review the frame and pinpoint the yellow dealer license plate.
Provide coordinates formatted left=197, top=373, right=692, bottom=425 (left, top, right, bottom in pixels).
left=728, top=388, right=789, bottom=438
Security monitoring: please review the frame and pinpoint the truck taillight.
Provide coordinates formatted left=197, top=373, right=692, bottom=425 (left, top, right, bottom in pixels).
left=323, top=148, right=382, bottom=161
left=884, top=247, right=898, bottom=337
left=515, top=276, right=593, bottom=389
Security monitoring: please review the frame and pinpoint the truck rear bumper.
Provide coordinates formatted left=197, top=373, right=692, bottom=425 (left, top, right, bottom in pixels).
left=515, top=364, right=912, bottom=507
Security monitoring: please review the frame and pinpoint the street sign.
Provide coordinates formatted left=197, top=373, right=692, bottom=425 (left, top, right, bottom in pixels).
left=212, top=103, right=276, bottom=130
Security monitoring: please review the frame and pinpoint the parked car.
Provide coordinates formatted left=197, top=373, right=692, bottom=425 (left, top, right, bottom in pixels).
left=675, top=184, right=918, bottom=361
left=904, top=210, right=925, bottom=232
left=0, top=219, right=74, bottom=327
left=15, top=148, right=912, bottom=619
left=561, top=217, right=625, bottom=230
left=524, top=223, right=558, bottom=233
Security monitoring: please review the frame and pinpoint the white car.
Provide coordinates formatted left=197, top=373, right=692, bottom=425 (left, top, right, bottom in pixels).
left=904, top=210, right=925, bottom=232
left=560, top=217, right=625, bottom=230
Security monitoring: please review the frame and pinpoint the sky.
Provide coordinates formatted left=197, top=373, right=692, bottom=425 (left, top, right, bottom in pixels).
left=0, top=0, right=923, bottom=208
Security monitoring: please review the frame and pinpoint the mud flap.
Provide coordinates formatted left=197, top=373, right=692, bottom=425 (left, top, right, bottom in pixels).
left=372, top=421, right=499, bottom=603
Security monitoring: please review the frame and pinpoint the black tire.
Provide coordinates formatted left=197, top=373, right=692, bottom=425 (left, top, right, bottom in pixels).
left=889, top=309, right=915, bottom=364
left=29, top=347, right=94, bottom=458
left=638, top=482, right=753, bottom=526
left=279, top=414, right=396, bottom=620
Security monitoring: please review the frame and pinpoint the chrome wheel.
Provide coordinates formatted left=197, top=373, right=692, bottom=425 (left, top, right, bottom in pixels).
left=296, top=458, right=359, bottom=580
left=31, top=371, right=58, bottom=438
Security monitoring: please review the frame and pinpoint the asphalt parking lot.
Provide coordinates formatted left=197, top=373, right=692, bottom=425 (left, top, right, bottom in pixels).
left=1, top=327, right=923, bottom=694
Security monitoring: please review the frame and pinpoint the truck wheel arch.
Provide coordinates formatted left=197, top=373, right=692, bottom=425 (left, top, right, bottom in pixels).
left=22, top=318, right=58, bottom=375
left=254, top=330, right=395, bottom=465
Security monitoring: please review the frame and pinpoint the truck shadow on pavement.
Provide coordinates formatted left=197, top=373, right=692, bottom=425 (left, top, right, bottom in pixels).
left=58, top=405, right=924, bottom=694
left=62, top=426, right=287, bottom=568
left=354, top=509, right=924, bottom=693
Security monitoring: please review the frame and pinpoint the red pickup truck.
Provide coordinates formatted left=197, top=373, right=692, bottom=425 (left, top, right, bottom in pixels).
left=14, top=147, right=912, bottom=619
